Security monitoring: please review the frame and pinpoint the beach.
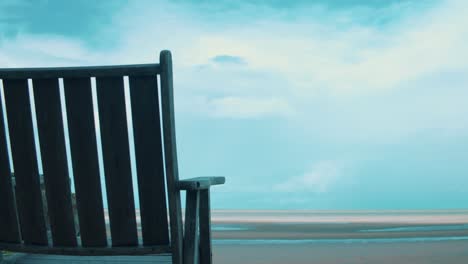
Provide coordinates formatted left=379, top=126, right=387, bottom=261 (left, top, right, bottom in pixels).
left=210, top=210, right=468, bottom=264
left=213, top=241, right=468, bottom=264
left=3, top=210, right=468, bottom=263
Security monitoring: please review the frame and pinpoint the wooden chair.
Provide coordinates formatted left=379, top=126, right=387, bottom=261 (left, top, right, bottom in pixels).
left=0, top=50, right=225, bottom=264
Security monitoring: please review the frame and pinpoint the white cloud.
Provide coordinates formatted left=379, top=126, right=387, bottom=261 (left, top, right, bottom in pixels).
left=209, top=96, right=293, bottom=119
left=3, top=0, right=467, bottom=92
left=274, top=160, right=342, bottom=193
left=0, top=34, right=102, bottom=67
left=188, top=0, right=468, bottom=95
left=100, top=0, right=468, bottom=130
left=1, top=0, right=467, bottom=130
left=176, top=95, right=294, bottom=119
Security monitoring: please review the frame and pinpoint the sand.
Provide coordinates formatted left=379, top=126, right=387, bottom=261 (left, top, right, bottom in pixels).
left=213, top=222, right=468, bottom=239
left=211, top=209, right=468, bottom=224
left=210, top=210, right=468, bottom=263
left=213, top=241, right=468, bottom=264
left=4, top=210, right=468, bottom=263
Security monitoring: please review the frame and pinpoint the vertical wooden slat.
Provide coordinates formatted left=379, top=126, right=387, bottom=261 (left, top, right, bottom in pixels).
left=129, top=75, right=169, bottom=246
left=183, top=191, right=200, bottom=264
left=2, top=79, right=47, bottom=245
left=33, top=78, right=77, bottom=247
left=199, top=190, right=212, bottom=264
left=64, top=77, right=107, bottom=247
left=0, top=82, right=20, bottom=243
left=160, top=50, right=184, bottom=264
left=96, top=76, right=138, bottom=246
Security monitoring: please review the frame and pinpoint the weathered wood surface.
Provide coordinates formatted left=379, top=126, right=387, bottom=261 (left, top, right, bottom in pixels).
left=3, top=79, right=48, bottom=246
left=0, top=64, right=160, bottom=79
left=34, top=78, right=77, bottom=247
left=160, top=50, right=184, bottom=264
left=178, top=177, right=225, bottom=190
left=0, top=51, right=225, bottom=262
left=0, top=82, right=20, bottom=243
left=183, top=191, right=200, bottom=264
left=199, top=190, right=212, bottom=264
left=129, top=75, right=169, bottom=246
left=64, top=77, right=107, bottom=247
left=96, top=76, right=138, bottom=247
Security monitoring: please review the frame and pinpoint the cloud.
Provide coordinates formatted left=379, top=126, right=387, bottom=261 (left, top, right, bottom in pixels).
left=274, top=160, right=342, bottom=193
left=94, top=0, right=468, bottom=135
left=0, top=34, right=102, bottom=67
left=211, top=55, right=247, bottom=66
left=1, top=0, right=467, bottom=132
left=188, top=0, right=468, bottom=95
left=178, top=95, right=294, bottom=119
left=209, top=96, right=293, bottom=119
left=1, top=0, right=468, bottom=210
left=3, top=0, right=467, bottom=92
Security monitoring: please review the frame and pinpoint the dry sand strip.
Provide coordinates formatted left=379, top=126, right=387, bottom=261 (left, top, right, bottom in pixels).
left=211, top=211, right=468, bottom=224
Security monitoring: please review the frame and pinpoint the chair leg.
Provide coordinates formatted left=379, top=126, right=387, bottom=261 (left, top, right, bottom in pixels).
left=183, top=190, right=200, bottom=264
left=199, top=190, right=212, bottom=264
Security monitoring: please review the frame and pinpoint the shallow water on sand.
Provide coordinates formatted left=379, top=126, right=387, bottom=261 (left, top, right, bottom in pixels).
left=214, top=236, right=468, bottom=245
left=211, top=210, right=468, bottom=263
left=360, top=224, right=468, bottom=232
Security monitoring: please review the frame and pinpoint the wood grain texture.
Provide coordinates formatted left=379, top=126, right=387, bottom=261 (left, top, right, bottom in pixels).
left=160, top=50, right=184, bottom=264
left=0, top=82, right=20, bottom=243
left=2, top=79, right=47, bottom=245
left=64, top=77, right=107, bottom=247
left=96, top=76, right=138, bottom=247
left=129, top=75, right=169, bottom=246
left=183, top=191, right=200, bottom=264
left=33, top=78, right=77, bottom=247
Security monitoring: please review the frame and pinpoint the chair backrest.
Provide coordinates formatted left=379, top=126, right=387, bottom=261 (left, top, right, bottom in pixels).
left=0, top=51, right=183, bottom=260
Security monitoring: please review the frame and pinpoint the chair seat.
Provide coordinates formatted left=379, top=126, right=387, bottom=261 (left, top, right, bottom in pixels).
left=1, top=253, right=172, bottom=264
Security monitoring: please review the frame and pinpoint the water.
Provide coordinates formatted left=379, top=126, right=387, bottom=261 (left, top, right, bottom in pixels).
left=214, top=236, right=468, bottom=245
left=211, top=210, right=468, bottom=244
left=360, top=224, right=468, bottom=233
left=212, top=225, right=251, bottom=231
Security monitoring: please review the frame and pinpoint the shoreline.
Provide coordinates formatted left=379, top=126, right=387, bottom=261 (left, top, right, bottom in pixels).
left=211, top=212, right=468, bottom=224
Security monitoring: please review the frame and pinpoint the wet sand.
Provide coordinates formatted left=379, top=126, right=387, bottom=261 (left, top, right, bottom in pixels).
left=213, top=222, right=468, bottom=239
left=213, top=241, right=468, bottom=264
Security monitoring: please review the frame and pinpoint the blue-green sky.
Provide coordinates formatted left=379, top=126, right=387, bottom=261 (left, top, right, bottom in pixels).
left=1, top=0, right=467, bottom=209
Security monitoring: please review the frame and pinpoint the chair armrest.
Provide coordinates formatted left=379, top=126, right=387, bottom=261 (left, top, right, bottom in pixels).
left=178, top=176, right=225, bottom=190
left=180, top=177, right=224, bottom=263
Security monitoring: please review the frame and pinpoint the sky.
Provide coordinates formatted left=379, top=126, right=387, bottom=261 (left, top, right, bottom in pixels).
left=0, top=0, right=467, bottom=210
